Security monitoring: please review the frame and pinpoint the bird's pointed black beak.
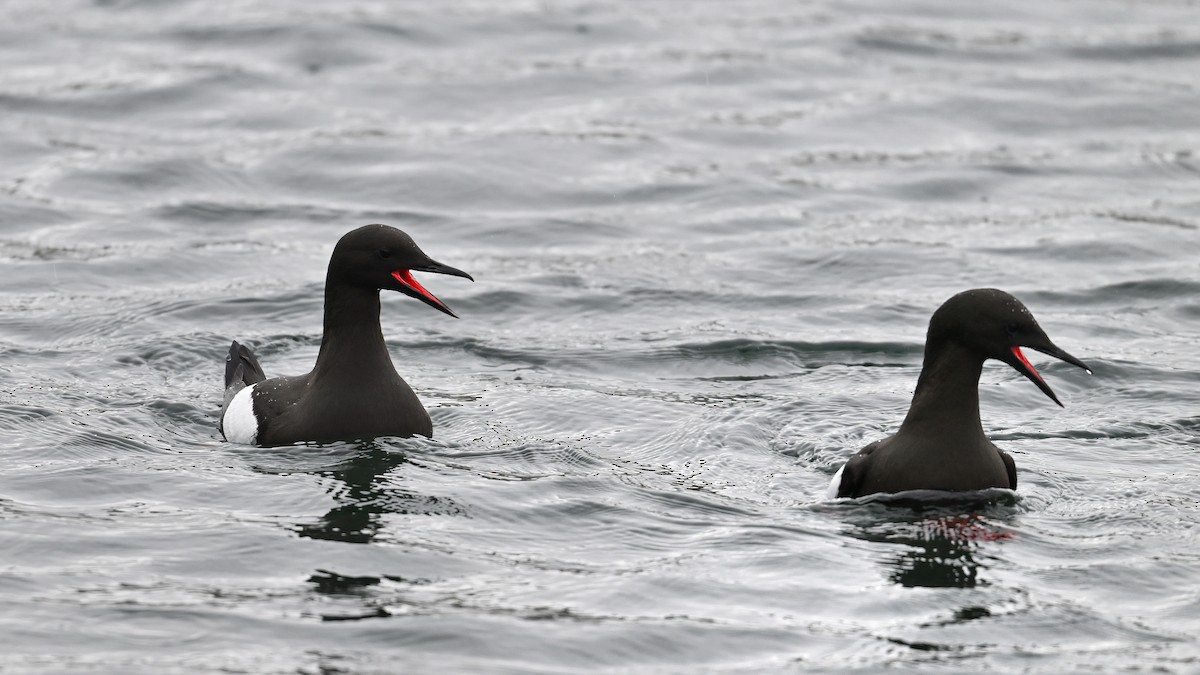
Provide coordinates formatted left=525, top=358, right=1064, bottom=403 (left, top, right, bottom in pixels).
left=1007, top=341, right=1091, bottom=407
left=413, top=259, right=474, bottom=283
left=389, top=259, right=474, bottom=318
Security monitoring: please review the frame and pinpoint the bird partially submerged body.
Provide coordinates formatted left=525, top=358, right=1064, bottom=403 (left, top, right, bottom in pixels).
left=828, top=289, right=1090, bottom=499
left=220, top=224, right=473, bottom=446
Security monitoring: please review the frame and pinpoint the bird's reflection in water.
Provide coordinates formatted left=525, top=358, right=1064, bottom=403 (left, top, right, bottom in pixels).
left=249, top=440, right=466, bottom=544
left=884, top=513, right=1012, bottom=588
left=845, top=492, right=1018, bottom=589
left=297, top=441, right=411, bottom=543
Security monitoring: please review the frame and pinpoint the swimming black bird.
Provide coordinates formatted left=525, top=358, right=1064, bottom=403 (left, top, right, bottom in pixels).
left=828, top=289, right=1090, bottom=499
left=220, top=224, right=472, bottom=446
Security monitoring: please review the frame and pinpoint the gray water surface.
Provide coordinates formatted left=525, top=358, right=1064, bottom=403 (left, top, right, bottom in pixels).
left=2, top=0, right=1199, bottom=673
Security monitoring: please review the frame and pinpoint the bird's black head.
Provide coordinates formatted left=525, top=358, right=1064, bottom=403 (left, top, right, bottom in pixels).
left=927, top=288, right=1090, bottom=406
left=328, top=224, right=473, bottom=318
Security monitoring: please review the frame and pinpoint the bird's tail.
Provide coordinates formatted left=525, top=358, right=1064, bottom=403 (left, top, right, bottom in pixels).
left=223, top=341, right=266, bottom=408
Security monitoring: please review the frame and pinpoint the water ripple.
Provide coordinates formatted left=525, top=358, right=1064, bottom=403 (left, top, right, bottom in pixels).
left=2, top=0, right=1200, bottom=672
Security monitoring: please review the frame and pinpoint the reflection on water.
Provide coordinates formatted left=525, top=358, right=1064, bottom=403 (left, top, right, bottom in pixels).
left=296, top=442, right=411, bottom=544
left=245, top=441, right=467, bottom=544
left=306, top=569, right=394, bottom=622
left=885, top=514, right=1013, bottom=588
left=847, top=499, right=1017, bottom=589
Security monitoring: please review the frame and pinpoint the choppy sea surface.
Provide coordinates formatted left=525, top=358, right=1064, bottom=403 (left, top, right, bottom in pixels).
left=2, top=0, right=1199, bottom=672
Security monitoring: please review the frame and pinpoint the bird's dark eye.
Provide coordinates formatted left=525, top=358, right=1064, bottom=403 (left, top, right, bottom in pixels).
left=1004, top=322, right=1020, bottom=336
left=378, top=249, right=392, bottom=259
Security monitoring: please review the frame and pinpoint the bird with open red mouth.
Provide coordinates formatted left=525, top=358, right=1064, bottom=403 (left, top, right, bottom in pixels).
left=220, top=224, right=473, bottom=446
left=829, top=288, right=1091, bottom=499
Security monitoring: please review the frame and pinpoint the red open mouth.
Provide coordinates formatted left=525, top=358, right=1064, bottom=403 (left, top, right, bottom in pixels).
left=1011, top=346, right=1044, bottom=385
left=392, top=269, right=449, bottom=312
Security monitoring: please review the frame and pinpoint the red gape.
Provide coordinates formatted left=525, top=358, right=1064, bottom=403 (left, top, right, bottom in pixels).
left=1011, top=345, right=1044, bottom=385
left=392, top=269, right=447, bottom=310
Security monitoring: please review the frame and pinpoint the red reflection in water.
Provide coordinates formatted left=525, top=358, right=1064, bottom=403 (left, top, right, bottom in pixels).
left=920, top=514, right=1014, bottom=542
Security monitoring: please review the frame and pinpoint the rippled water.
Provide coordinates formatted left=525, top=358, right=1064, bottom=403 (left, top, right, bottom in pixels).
left=2, top=0, right=1200, bottom=672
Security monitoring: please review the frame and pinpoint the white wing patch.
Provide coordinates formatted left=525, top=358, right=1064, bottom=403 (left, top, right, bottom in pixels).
left=826, top=464, right=845, bottom=500
left=222, top=384, right=259, bottom=445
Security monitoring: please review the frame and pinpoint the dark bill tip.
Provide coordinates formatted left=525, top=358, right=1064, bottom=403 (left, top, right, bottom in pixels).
left=414, top=259, right=474, bottom=282
left=429, top=299, right=459, bottom=319
left=1027, top=343, right=1091, bottom=375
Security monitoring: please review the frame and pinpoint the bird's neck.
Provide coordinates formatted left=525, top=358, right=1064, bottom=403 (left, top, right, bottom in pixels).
left=313, top=281, right=396, bottom=380
left=898, top=340, right=987, bottom=441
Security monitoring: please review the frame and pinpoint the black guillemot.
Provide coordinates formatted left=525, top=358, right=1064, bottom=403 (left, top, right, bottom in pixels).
left=220, top=224, right=472, bottom=446
left=828, top=289, right=1090, bottom=499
